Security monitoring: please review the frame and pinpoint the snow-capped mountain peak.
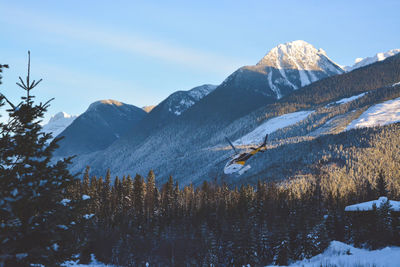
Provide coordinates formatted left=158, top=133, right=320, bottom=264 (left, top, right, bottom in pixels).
left=47, top=111, right=74, bottom=123
left=222, top=40, right=344, bottom=99
left=345, top=48, right=400, bottom=72
left=42, top=112, right=78, bottom=139
left=257, top=40, right=342, bottom=73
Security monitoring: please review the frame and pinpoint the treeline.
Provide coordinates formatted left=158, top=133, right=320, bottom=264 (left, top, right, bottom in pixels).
left=66, top=163, right=400, bottom=266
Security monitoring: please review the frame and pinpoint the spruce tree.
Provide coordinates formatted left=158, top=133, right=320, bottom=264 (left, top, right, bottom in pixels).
left=376, top=170, right=388, bottom=197
left=0, top=52, right=80, bottom=266
left=82, top=166, right=90, bottom=195
left=145, top=170, right=156, bottom=221
left=133, top=174, right=145, bottom=219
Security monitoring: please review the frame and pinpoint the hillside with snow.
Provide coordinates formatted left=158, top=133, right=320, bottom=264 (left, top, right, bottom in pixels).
left=164, top=84, right=217, bottom=116
left=271, top=241, right=400, bottom=267
left=65, top=49, right=400, bottom=186
left=346, top=97, right=400, bottom=130
left=234, top=110, right=313, bottom=146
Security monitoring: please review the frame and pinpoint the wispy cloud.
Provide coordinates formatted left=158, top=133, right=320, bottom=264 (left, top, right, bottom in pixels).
left=1, top=4, right=244, bottom=74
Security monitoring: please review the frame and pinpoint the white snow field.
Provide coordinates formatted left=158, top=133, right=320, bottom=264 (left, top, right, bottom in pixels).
left=345, top=196, right=400, bottom=212
left=335, top=93, right=366, bottom=105
left=234, top=111, right=313, bottom=146
left=346, top=97, right=400, bottom=130
left=325, top=92, right=366, bottom=107
left=268, top=241, right=400, bottom=267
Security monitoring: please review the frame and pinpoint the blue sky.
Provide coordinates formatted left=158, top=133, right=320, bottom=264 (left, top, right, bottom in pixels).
left=1, top=0, right=399, bottom=122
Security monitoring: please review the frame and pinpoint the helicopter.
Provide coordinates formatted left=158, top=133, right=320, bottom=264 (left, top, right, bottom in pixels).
left=223, top=134, right=268, bottom=175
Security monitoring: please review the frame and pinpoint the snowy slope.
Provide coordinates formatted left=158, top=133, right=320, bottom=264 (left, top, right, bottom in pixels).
left=335, top=93, right=366, bottom=105
left=234, top=111, right=313, bottom=145
left=165, top=84, right=217, bottom=116
left=326, top=92, right=366, bottom=107
left=42, top=112, right=77, bottom=139
left=345, top=49, right=400, bottom=72
left=269, top=241, right=400, bottom=267
left=346, top=97, right=400, bottom=130
left=345, top=196, right=400, bottom=211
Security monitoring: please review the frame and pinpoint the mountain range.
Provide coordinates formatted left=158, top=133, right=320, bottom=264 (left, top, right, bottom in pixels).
left=344, top=48, right=400, bottom=72
left=45, top=40, right=400, bottom=186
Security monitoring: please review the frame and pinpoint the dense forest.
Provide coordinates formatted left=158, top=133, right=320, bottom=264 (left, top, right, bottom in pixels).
left=57, top=145, right=400, bottom=266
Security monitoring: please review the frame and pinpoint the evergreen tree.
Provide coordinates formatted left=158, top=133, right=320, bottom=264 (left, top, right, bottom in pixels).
left=375, top=198, right=393, bottom=248
left=0, top=52, right=80, bottom=266
left=132, top=174, right=145, bottom=219
left=162, top=176, right=174, bottom=218
left=145, top=170, right=156, bottom=221
left=82, top=166, right=90, bottom=195
left=376, top=170, right=388, bottom=197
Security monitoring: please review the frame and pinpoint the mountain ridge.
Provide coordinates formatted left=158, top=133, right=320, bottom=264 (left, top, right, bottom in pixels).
left=54, top=99, right=146, bottom=157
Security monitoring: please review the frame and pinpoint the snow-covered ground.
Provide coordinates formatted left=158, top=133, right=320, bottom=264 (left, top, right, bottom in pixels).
left=268, top=241, right=400, bottom=267
left=61, top=242, right=400, bottom=267
left=392, top=81, right=400, bottom=87
left=62, top=255, right=114, bottom=267
left=326, top=92, right=366, bottom=107
left=345, top=196, right=400, bottom=212
left=234, top=111, right=313, bottom=145
left=335, top=93, right=366, bottom=105
left=346, top=97, right=400, bottom=130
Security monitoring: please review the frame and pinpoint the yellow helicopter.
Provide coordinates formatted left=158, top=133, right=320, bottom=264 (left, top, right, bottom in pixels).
left=224, top=134, right=268, bottom=175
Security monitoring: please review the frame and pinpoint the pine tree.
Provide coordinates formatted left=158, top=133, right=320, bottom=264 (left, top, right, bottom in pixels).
left=133, top=174, right=145, bottom=219
left=376, top=170, right=388, bottom=197
left=162, top=176, right=174, bottom=218
left=0, top=52, right=81, bottom=266
left=82, top=166, right=90, bottom=195
left=145, top=170, right=156, bottom=221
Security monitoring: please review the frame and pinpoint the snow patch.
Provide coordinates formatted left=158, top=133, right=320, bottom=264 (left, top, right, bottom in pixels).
left=60, top=199, right=71, bottom=206
left=345, top=196, right=400, bottom=212
left=326, top=92, right=366, bottom=107
left=234, top=111, right=313, bottom=146
left=270, top=241, right=400, bottom=267
left=83, top=214, right=95, bottom=220
left=346, top=97, right=400, bottom=130
left=62, top=254, right=114, bottom=267
left=392, top=81, right=400, bottom=87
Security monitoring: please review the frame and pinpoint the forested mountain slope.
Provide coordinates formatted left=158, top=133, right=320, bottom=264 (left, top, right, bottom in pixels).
left=68, top=53, right=400, bottom=186
left=54, top=100, right=146, bottom=157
